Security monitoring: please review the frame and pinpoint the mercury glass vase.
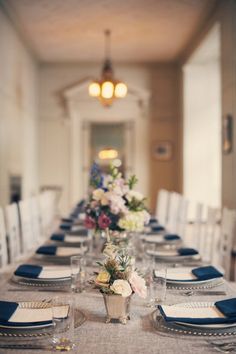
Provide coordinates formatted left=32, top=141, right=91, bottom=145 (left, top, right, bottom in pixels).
left=102, top=294, right=132, bottom=324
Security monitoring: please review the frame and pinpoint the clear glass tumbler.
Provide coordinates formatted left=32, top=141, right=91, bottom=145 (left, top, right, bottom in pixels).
left=51, top=295, right=75, bottom=351
left=146, top=266, right=166, bottom=307
left=70, top=254, right=86, bottom=293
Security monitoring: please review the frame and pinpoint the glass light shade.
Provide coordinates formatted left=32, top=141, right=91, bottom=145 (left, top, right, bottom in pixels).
left=89, top=82, right=100, bottom=97
left=101, top=81, right=114, bottom=99
left=98, top=149, right=118, bottom=160
left=115, top=82, right=128, bottom=98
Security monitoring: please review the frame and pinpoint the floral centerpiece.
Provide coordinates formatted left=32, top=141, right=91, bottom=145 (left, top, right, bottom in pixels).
left=95, top=239, right=147, bottom=324
left=84, top=164, right=150, bottom=236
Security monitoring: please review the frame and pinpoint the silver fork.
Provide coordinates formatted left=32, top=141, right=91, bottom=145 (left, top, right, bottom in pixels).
left=207, top=340, right=236, bottom=353
left=181, top=290, right=227, bottom=296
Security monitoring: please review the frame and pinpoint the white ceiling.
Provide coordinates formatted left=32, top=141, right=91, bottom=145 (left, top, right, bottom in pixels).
left=3, top=0, right=217, bottom=63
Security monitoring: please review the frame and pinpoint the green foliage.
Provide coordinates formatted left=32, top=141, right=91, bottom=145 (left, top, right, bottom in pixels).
left=128, top=197, right=146, bottom=212
left=128, top=175, right=138, bottom=190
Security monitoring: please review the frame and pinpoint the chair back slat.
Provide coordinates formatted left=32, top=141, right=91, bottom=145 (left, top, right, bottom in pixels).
left=5, top=203, right=21, bottom=264
left=0, top=207, right=8, bottom=268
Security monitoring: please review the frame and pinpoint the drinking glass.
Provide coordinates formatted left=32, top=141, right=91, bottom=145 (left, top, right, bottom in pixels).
left=51, top=295, right=75, bottom=351
left=147, top=266, right=166, bottom=307
left=70, top=255, right=86, bottom=293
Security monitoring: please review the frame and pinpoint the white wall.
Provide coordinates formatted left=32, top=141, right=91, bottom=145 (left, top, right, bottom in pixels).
left=0, top=8, right=39, bottom=206
left=183, top=24, right=221, bottom=210
left=38, top=63, right=151, bottom=213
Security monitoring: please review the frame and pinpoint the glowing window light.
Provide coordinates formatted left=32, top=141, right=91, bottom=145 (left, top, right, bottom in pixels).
left=98, top=149, right=118, bottom=160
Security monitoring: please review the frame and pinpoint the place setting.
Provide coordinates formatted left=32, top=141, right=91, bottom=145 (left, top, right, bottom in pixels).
left=152, top=298, right=236, bottom=339
left=0, top=296, right=86, bottom=351
left=34, top=244, right=88, bottom=264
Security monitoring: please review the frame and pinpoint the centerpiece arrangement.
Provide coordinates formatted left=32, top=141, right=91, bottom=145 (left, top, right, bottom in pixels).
left=95, top=238, right=147, bottom=324
left=84, top=164, right=150, bottom=241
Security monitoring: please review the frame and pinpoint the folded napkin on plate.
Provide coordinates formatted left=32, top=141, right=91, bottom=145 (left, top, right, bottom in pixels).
left=14, top=264, right=71, bottom=279
left=0, top=301, right=19, bottom=323
left=60, top=223, right=72, bottom=231
left=164, top=234, right=181, bottom=241
left=192, top=266, right=223, bottom=281
left=151, top=225, right=165, bottom=232
left=0, top=301, right=53, bottom=327
left=36, top=245, right=57, bottom=255
left=51, top=234, right=87, bottom=243
left=149, top=217, right=158, bottom=224
left=158, top=299, right=236, bottom=325
left=215, top=298, right=236, bottom=318
left=36, top=245, right=85, bottom=257
left=61, top=217, right=74, bottom=223
left=178, top=248, right=198, bottom=256
left=14, top=264, right=43, bottom=278
left=164, top=266, right=223, bottom=282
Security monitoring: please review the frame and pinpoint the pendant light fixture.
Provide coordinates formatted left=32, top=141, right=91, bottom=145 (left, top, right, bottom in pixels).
left=88, top=30, right=128, bottom=107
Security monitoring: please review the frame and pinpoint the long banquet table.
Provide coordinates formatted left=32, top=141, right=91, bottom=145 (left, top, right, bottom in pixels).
left=0, top=267, right=236, bottom=354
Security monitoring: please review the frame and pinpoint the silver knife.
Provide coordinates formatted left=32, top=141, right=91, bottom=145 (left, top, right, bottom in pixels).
left=0, top=344, right=52, bottom=350
left=8, top=288, right=70, bottom=292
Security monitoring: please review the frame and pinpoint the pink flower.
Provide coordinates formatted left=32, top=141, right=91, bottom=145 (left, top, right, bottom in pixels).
left=84, top=216, right=96, bottom=229
left=129, top=271, right=147, bottom=298
left=98, top=213, right=111, bottom=230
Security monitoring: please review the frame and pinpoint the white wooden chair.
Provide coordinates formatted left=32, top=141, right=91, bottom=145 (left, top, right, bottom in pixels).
left=190, top=203, right=205, bottom=250
left=176, top=196, right=189, bottom=239
left=166, top=192, right=182, bottom=233
left=30, top=196, right=44, bottom=245
left=219, top=207, right=236, bottom=280
left=199, top=206, right=220, bottom=263
left=19, top=199, right=37, bottom=254
left=39, top=191, right=57, bottom=237
left=5, top=203, right=21, bottom=264
left=0, top=207, right=8, bottom=269
left=155, top=189, right=170, bottom=227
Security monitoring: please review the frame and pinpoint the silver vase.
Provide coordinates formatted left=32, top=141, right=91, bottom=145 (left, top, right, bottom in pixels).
left=102, top=294, right=132, bottom=324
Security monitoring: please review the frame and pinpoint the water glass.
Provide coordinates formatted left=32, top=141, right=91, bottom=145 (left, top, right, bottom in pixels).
left=51, top=295, right=75, bottom=351
left=147, top=266, right=166, bottom=307
left=70, top=255, right=86, bottom=293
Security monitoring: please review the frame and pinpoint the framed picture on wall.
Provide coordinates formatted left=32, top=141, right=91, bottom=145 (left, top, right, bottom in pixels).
left=153, top=141, right=173, bottom=161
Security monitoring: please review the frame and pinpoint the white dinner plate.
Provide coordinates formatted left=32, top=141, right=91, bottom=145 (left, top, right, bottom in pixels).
left=0, top=302, right=54, bottom=330
left=161, top=302, right=236, bottom=329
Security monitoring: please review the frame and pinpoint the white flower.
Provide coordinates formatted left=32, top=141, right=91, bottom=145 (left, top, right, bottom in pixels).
left=126, top=190, right=144, bottom=202
left=108, top=193, right=128, bottom=215
left=118, top=211, right=147, bottom=232
left=100, top=192, right=109, bottom=206
left=110, top=280, right=132, bottom=297
left=92, top=188, right=105, bottom=201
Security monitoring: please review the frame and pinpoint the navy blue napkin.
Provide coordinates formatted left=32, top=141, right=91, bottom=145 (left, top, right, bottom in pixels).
left=178, top=248, right=198, bottom=256
left=51, top=234, right=65, bottom=242
left=61, top=218, right=74, bottom=223
left=0, top=300, right=52, bottom=327
left=192, top=266, right=223, bottom=281
left=70, top=212, right=79, bottom=218
left=164, top=234, right=181, bottom=241
left=60, top=223, right=72, bottom=231
left=149, top=217, right=158, bottom=224
left=14, top=264, right=43, bottom=279
left=36, top=245, right=57, bottom=255
left=0, top=301, right=18, bottom=323
left=151, top=225, right=165, bottom=232
left=215, top=298, right=236, bottom=318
